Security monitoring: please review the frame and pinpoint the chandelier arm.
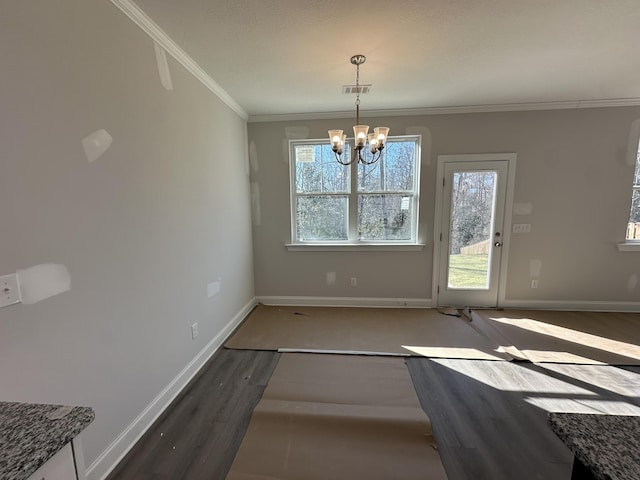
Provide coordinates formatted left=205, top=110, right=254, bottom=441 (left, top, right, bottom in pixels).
left=334, top=151, right=354, bottom=166
left=359, top=149, right=382, bottom=165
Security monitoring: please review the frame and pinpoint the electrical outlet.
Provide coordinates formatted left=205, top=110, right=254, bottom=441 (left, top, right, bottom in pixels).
left=191, top=322, right=199, bottom=339
left=531, top=279, right=539, bottom=289
left=0, top=274, right=21, bottom=308
left=350, top=277, right=357, bottom=287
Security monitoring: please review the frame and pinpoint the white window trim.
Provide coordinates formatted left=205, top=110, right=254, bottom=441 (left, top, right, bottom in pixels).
left=288, top=135, right=423, bottom=248
left=617, top=242, right=640, bottom=252
left=285, top=242, right=426, bottom=252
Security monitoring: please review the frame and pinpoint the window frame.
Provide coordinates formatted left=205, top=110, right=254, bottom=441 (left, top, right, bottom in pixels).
left=626, top=143, right=640, bottom=242
left=618, top=121, right=640, bottom=251
left=288, top=135, right=423, bottom=250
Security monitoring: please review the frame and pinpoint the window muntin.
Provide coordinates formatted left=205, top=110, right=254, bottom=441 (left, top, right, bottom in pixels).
left=626, top=139, right=640, bottom=241
left=290, top=136, right=421, bottom=244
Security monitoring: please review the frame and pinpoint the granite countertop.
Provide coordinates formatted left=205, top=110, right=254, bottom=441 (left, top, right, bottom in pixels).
left=548, top=412, right=640, bottom=480
left=0, top=401, right=95, bottom=480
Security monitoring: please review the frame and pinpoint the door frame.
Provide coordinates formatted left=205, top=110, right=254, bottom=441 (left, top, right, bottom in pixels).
left=432, top=153, right=517, bottom=308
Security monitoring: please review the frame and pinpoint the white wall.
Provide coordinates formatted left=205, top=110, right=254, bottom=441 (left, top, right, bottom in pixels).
left=0, top=0, right=254, bottom=475
left=248, top=107, right=640, bottom=308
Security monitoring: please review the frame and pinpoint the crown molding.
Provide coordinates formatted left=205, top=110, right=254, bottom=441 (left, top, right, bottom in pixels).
left=248, top=98, right=640, bottom=123
left=110, top=0, right=248, bottom=121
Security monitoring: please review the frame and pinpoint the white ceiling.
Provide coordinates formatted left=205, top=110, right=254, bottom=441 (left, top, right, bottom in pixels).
left=132, top=0, right=640, bottom=119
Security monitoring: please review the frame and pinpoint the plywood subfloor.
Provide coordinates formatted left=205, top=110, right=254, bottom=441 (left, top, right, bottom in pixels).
left=226, top=353, right=448, bottom=480
left=471, top=309, right=640, bottom=365
left=225, top=305, right=510, bottom=361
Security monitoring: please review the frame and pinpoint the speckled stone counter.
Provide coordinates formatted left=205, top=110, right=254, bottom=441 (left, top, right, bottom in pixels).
left=0, top=401, right=94, bottom=480
left=548, top=412, right=640, bottom=480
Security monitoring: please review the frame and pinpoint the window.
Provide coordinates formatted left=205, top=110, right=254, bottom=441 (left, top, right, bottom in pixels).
left=289, top=135, right=421, bottom=245
left=627, top=139, right=640, bottom=241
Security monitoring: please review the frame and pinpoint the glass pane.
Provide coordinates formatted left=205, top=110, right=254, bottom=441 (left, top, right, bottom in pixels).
left=447, top=171, right=497, bottom=289
left=358, top=140, right=415, bottom=192
left=627, top=189, right=640, bottom=240
left=635, top=141, right=640, bottom=187
left=296, top=196, right=348, bottom=241
left=295, top=144, right=349, bottom=194
left=358, top=194, right=413, bottom=241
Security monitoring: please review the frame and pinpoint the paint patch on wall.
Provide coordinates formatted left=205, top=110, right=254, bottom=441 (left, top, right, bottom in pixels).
left=82, top=129, right=112, bottom=163
left=283, top=126, right=310, bottom=163
left=251, top=182, right=261, bottom=226
left=405, top=126, right=431, bottom=165
left=529, top=259, right=542, bottom=278
left=207, top=278, right=221, bottom=298
left=249, top=140, right=259, bottom=174
left=154, top=42, right=174, bottom=91
left=513, top=203, right=533, bottom=215
left=16, top=263, right=71, bottom=305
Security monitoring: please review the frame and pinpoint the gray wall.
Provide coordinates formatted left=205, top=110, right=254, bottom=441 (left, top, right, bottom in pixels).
left=0, top=0, right=253, bottom=471
left=249, top=107, right=640, bottom=306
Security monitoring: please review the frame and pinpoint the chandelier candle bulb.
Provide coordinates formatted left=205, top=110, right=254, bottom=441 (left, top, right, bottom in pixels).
left=329, top=130, right=342, bottom=146
left=354, top=125, right=369, bottom=147
left=375, top=127, right=389, bottom=143
left=368, top=133, right=379, bottom=153
left=328, top=129, right=346, bottom=154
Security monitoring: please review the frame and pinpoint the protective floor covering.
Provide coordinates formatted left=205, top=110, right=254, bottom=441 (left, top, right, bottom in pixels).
left=225, top=305, right=511, bottom=361
left=226, top=353, right=449, bottom=480
left=471, top=309, right=640, bottom=365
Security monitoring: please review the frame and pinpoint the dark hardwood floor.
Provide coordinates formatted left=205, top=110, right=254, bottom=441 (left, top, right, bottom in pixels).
left=107, top=348, right=281, bottom=480
left=108, top=349, right=640, bottom=480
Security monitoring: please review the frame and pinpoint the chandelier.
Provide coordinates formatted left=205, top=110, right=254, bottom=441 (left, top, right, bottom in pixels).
left=328, top=55, right=389, bottom=165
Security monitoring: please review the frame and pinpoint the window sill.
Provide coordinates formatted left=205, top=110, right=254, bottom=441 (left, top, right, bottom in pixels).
left=617, top=242, right=640, bottom=252
left=285, top=243, right=426, bottom=252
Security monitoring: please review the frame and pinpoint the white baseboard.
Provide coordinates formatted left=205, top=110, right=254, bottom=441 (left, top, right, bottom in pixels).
left=85, top=297, right=257, bottom=480
left=256, top=296, right=640, bottom=312
left=499, top=299, right=640, bottom=312
left=255, top=296, right=433, bottom=308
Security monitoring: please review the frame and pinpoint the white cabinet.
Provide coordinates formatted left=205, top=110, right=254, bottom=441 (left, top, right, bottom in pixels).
left=27, top=443, right=77, bottom=480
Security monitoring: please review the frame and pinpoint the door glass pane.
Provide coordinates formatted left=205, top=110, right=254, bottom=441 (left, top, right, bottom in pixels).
left=447, top=171, right=497, bottom=289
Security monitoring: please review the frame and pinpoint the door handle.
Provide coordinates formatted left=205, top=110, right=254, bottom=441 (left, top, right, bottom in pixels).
left=494, top=241, right=503, bottom=247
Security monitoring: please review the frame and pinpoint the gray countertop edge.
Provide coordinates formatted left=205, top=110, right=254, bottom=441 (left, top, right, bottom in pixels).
left=0, top=401, right=95, bottom=480
left=548, top=412, right=640, bottom=480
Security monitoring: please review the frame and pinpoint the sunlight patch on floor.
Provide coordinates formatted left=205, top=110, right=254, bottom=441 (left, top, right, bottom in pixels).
left=401, top=345, right=507, bottom=361
left=430, top=358, right=640, bottom=415
left=491, top=316, right=640, bottom=361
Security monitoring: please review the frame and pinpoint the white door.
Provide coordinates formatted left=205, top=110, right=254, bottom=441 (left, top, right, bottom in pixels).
left=435, top=154, right=515, bottom=307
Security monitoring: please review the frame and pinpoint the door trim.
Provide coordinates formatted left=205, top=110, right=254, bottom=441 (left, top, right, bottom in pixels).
left=432, top=153, right=517, bottom=308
